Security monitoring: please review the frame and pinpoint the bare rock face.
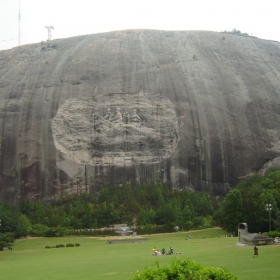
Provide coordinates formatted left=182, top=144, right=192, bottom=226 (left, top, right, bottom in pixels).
left=0, top=30, right=280, bottom=204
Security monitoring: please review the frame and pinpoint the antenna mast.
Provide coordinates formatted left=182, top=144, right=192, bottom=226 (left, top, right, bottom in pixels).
left=45, top=26, right=54, bottom=41
left=18, top=0, right=21, bottom=46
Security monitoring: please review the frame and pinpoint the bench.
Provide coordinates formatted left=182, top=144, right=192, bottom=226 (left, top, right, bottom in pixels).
left=107, top=239, right=148, bottom=244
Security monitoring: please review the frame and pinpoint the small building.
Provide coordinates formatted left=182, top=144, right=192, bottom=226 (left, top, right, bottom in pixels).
left=237, top=223, right=273, bottom=246
left=113, top=224, right=133, bottom=235
left=113, top=224, right=128, bottom=229
left=243, top=233, right=273, bottom=246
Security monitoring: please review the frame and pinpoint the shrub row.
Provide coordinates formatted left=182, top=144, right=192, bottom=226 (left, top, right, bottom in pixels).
left=45, top=243, right=80, bottom=249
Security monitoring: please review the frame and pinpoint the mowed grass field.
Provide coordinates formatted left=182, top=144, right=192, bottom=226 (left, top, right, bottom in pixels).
left=0, top=228, right=279, bottom=280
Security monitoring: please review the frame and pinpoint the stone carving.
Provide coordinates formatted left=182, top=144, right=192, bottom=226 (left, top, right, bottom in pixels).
left=52, top=92, right=179, bottom=173
left=122, top=111, right=130, bottom=124
left=103, top=108, right=112, bottom=122
left=130, top=109, right=142, bottom=127
left=90, top=111, right=102, bottom=132
left=90, top=107, right=143, bottom=132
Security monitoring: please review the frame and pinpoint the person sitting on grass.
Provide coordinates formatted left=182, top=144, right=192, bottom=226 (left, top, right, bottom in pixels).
left=166, top=247, right=174, bottom=255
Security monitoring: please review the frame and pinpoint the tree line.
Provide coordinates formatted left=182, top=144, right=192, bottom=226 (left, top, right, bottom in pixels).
left=217, top=168, right=280, bottom=233
left=0, top=169, right=280, bottom=242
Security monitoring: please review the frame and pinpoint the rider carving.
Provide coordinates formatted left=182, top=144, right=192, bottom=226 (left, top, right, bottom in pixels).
left=130, top=108, right=142, bottom=127
left=103, top=108, right=112, bottom=121
left=111, top=108, right=123, bottom=126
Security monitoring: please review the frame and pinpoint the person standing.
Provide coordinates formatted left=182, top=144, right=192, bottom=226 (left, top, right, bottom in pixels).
left=253, top=245, right=258, bottom=257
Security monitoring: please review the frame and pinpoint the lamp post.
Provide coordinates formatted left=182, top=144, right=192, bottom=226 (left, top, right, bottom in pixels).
left=266, top=204, right=272, bottom=232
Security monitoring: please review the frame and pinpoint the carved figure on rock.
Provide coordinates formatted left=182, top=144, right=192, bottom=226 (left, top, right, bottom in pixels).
left=112, top=108, right=123, bottom=127
left=131, top=108, right=142, bottom=127
left=90, top=111, right=100, bottom=122
left=103, top=108, right=112, bottom=121
left=122, top=111, right=130, bottom=124
left=90, top=111, right=102, bottom=133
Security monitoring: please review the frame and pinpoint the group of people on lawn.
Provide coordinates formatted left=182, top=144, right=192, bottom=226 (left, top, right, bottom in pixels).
left=152, top=246, right=173, bottom=256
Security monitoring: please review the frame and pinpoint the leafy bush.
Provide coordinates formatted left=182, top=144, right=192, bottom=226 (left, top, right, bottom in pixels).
left=54, top=226, right=69, bottom=237
left=130, top=258, right=239, bottom=280
left=75, top=243, right=80, bottom=247
left=45, top=244, right=66, bottom=248
left=66, top=243, right=74, bottom=247
left=0, top=232, right=15, bottom=243
left=0, top=202, right=30, bottom=238
left=0, top=241, right=8, bottom=251
left=264, top=231, right=280, bottom=238
left=29, top=224, right=49, bottom=237
left=45, top=230, right=56, bottom=237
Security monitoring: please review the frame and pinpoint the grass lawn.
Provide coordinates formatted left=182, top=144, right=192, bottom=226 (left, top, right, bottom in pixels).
left=0, top=228, right=279, bottom=280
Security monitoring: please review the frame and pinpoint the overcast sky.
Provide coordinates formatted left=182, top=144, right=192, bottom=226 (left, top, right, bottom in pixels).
left=1, top=0, right=280, bottom=51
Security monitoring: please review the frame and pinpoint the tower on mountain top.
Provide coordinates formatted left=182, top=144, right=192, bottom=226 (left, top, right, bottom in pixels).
left=45, top=26, right=54, bottom=41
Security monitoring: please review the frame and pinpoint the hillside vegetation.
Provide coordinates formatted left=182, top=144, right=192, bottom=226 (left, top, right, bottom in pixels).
left=0, top=168, right=279, bottom=242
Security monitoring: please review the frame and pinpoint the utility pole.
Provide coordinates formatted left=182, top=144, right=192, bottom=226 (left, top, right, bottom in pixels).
left=45, top=26, right=54, bottom=41
left=18, top=0, right=21, bottom=46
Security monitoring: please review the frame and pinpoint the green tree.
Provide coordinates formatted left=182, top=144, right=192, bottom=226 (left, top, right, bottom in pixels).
left=181, top=205, right=193, bottom=229
left=94, top=202, right=120, bottom=227
left=137, top=209, right=155, bottom=226
left=30, top=223, right=49, bottom=236
left=190, top=192, right=214, bottom=216
left=261, top=178, right=274, bottom=189
left=18, top=214, right=32, bottom=235
left=0, top=203, right=27, bottom=238
left=155, top=202, right=175, bottom=227
left=221, top=189, right=243, bottom=232
left=275, top=171, right=280, bottom=200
